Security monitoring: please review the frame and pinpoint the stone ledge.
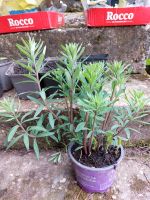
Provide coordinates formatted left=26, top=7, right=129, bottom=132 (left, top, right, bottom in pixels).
left=0, top=13, right=150, bottom=73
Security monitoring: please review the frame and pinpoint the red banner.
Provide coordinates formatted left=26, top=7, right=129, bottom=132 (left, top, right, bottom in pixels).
left=86, top=7, right=150, bottom=27
left=0, top=11, right=64, bottom=34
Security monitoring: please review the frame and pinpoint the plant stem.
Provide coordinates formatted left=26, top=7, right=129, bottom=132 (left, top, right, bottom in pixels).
left=114, top=112, right=137, bottom=137
left=69, top=89, right=73, bottom=124
left=64, top=96, right=70, bottom=121
left=36, top=72, right=42, bottom=92
left=12, top=112, right=35, bottom=138
left=102, top=86, right=116, bottom=130
left=83, top=112, right=89, bottom=155
left=88, top=111, right=97, bottom=154
left=35, top=70, right=63, bottom=124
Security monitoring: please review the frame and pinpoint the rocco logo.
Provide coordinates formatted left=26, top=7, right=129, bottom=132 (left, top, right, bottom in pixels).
left=106, top=12, right=134, bottom=21
left=7, top=18, right=34, bottom=27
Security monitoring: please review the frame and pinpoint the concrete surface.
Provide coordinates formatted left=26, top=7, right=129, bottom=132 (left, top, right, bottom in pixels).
left=0, top=149, right=149, bottom=200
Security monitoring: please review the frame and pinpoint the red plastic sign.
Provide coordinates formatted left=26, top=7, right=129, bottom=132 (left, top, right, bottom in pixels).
left=86, top=7, right=150, bottom=27
left=0, top=11, right=64, bottom=34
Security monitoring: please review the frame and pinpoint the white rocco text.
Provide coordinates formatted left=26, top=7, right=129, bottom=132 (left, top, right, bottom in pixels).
left=106, top=12, right=134, bottom=21
left=8, top=18, right=34, bottom=27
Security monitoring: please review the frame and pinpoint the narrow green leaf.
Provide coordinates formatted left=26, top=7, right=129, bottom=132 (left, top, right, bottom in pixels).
left=33, top=139, right=39, bottom=160
left=118, top=136, right=128, bottom=141
left=23, top=74, right=37, bottom=82
left=27, top=96, right=43, bottom=105
left=65, top=70, right=72, bottom=87
left=111, top=124, right=120, bottom=130
left=34, top=105, right=44, bottom=117
left=128, top=128, right=141, bottom=134
left=22, top=117, right=39, bottom=124
left=29, top=126, right=46, bottom=132
left=8, top=125, right=19, bottom=142
left=48, top=152, right=61, bottom=163
left=21, top=111, right=34, bottom=123
left=23, top=134, right=29, bottom=150
left=49, top=135, right=59, bottom=143
left=87, top=131, right=93, bottom=139
left=48, top=113, right=55, bottom=129
left=37, top=115, right=45, bottom=126
left=125, top=128, right=131, bottom=139
left=16, top=61, right=34, bottom=73
left=6, top=135, right=23, bottom=150
left=37, top=132, right=54, bottom=138
left=35, top=47, right=46, bottom=72
left=75, top=146, right=83, bottom=151
left=114, top=116, right=124, bottom=126
left=135, top=120, right=150, bottom=125
left=75, top=122, right=85, bottom=132
left=40, top=90, right=46, bottom=101
left=16, top=44, right=31, bottom=58
left=39, top=71, right=50, bottom=82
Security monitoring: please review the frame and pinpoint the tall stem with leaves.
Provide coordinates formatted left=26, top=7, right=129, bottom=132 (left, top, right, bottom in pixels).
left=54, top=43, right=85, bottom=126
left=16, top=36, right=62, bottom=124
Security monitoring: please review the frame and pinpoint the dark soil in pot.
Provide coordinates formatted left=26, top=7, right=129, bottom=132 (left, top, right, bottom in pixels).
left=72, top=144, right=121, bottom=168
left=13, top=64, right=29, bottom=74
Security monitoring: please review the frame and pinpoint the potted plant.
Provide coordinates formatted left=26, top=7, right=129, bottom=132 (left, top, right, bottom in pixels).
left=0, top=57, right=13, bottom=91
left=0, top=42, right=149, bottom=193
left=5, top=36, right=46, bottom=99
left=51, top=43, right=149, bottom=193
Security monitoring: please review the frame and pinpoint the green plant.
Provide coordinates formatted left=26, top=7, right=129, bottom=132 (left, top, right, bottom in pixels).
left=0, top=98, right=58, bottom=159
left=52, top=47, right=149, bottom=157
left=0, top=40, right=149, bottom=162
left=0, top=36, right=63, bottom=159
left=146, top=58, right=150, bottom=66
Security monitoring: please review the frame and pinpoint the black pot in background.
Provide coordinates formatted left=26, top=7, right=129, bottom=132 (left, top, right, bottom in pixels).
left=0, top=58, right=13, bottom=91
left=80, top=54, right=109, bottom=64
left=5, top=62, right=39, bottom=100
left=145, top=65, right=150, bottom=75
left=40, top=57, right=60, bottom=97
left=0, top=80, right=3, bottom=98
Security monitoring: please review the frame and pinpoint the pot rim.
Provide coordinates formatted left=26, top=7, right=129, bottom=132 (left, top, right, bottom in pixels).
left=5, top=61, right=37, bottom=77
left=0, top=61, right=12, bottom=68
left=68, top=142, right=124, bottom=171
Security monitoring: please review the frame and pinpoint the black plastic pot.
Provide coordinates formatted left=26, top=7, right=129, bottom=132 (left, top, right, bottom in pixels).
left=145, top=65, right=150, bottom=75
left=0, top=80, right=3, bottom=98
left=0, top=58, right=13, bottom=91
left=80, top=54, right=109, bottom=64
left=40, top=57, right=60, bottom=97
left=5, top=62, right=39, bottom=100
